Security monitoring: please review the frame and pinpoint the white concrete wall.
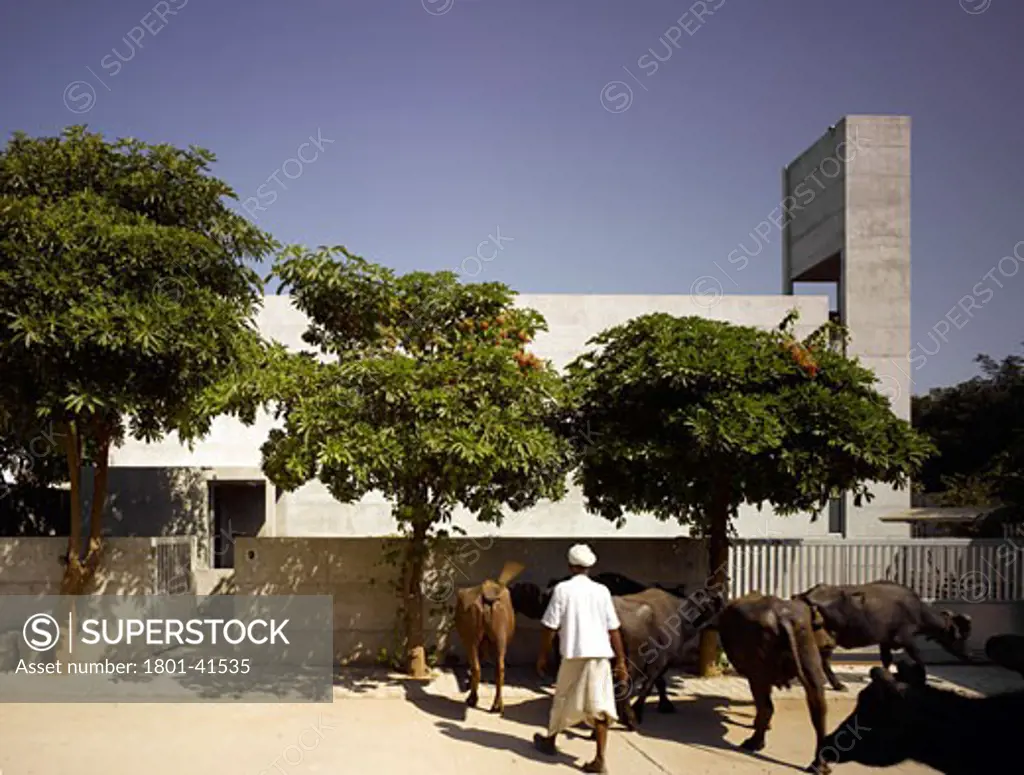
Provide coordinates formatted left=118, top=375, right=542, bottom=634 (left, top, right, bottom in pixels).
left=108, top=293, right=846, bottom=540
left=110, top=293, right=829, bottom=466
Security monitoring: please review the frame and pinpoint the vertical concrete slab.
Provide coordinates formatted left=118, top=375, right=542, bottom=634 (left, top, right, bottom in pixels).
left=842, top=116, right=912, bottom=538
left=782, top=116, right=912, bottom=538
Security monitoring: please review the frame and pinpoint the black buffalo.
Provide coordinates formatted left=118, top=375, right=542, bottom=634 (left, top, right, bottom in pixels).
left=508, top=580, right=550, bottom=622
left=820, top=659, right=1021, bottom=774
left=613, top=586, right=725, bottom=729
left=544, top=571, right=687, bottom=599
left=985, top=633, right=1024, bottom=678
left=795, top=581, right=972, bottom=691
left=717, top=593, right=835, bottom=773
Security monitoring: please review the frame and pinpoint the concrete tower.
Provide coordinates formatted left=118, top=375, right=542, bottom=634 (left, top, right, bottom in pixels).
left=782, top=115, right=912, bottom=538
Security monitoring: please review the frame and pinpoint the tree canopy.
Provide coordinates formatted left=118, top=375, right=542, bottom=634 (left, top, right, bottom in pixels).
left=912, top=346, right=1024, bottom=519
left=566, top=311, right=933, bottom=526
left=258, top=244, right=572, bottom=675
left=0, top=125, right=275, bottom=590
left=564, top=310, right=934, bottom=672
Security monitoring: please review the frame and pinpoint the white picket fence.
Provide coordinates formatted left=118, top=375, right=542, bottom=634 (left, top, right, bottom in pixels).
left=729, top=538, right=1024, bottom=603
left=1003, top=523, right=1024, bottom=539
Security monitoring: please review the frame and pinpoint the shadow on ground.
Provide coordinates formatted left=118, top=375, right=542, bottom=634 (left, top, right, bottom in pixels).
left=402, top=683, right=580, bottom=766
left=626, top=695, right=809, bottom=772
left=446, top=663, right=558, bottom=693
left=435, top=720, right=581, bottom=768
left=405, top=666, right=813, bottom=773
left=332, top=667, right=406, bottom=694
left=402, top=680, right=470, bottom=723
left=928, top=663, right=1024, bottom=692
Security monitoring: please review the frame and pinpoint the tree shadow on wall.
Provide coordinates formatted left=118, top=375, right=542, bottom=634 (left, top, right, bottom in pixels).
left=0, top=467, right=207, bottom=596
left=98, top=467, right=210, bottom=563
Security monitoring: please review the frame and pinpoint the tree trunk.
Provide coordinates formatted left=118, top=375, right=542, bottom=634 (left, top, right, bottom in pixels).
left=58, top=421, right=84, bottom=597
left=697, top=481, right=731, bottom=676
left=59, top=420, right=111, bottom=597
left=403, top=522, right=429, bottom=678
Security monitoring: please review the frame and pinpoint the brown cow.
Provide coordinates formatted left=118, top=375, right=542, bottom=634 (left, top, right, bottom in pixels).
left=717, top=593, right=836, bottom=773
left=454, top=560, right=524, bottom=715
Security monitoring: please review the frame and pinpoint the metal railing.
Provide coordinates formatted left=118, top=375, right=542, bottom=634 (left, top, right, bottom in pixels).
left=150, top=536, right=196, bottom=594
left=729, top=537, right=1024, bottom=602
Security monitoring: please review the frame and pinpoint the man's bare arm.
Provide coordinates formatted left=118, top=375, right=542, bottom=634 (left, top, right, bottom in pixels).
left=540, top=627, right=556, bottom=658
left=609, top=629, right=627, bottom=672
left=536, top=626, right=556, bottom=676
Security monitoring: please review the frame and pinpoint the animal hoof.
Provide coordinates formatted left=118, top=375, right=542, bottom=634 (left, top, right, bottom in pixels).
left=740, top=736, right=765, bottom=752
left=657, top=699, right=676, bottom=714
left=807, top=762, right=830, bottom=774
left=466, top=693, right=478, bottom=708
left=831, top=682, right=847, bottom=692
left=489, top=702, right=504, bottom=715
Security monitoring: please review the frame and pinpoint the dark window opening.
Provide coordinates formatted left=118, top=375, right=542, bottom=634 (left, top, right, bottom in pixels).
left=209, top=480, right=266, bottom=569
left=828, top=496, right=846, bottom=535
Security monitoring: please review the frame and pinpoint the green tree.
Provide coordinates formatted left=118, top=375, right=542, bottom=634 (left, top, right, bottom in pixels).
left=564, top=311, right=934, bottom=674
left=913, top=347, right=1024, bottom=514
left=0, top=126, right=275, bottom=593
left=258, top=245, right=572, bottom=677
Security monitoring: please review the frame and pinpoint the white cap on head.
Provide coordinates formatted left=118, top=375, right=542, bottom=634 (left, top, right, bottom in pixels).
left=567, top=543, right=597, bottom=568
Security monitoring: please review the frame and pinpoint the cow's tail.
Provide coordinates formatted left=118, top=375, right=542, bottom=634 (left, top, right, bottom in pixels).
left=496, top=561, right=525, bottom=588
left=480, top=561, right=527, bottom=607
left=780, top=615, right=810, bottom=688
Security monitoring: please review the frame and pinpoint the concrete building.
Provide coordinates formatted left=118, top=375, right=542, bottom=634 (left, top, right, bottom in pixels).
left=100, top=114, right=914, bottom=572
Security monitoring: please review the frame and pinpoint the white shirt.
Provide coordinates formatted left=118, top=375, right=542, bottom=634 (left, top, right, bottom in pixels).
left=541, top=574, right=621, bottom=659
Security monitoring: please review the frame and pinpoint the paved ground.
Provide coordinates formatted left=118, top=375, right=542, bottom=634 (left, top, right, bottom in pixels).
left=1, top=664, right=1019, bottom=774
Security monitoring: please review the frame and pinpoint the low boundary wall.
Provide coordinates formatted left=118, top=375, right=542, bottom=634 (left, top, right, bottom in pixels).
left=233, top=536, right=709, bottom=667
left=0, top=537, right=196, bottom=596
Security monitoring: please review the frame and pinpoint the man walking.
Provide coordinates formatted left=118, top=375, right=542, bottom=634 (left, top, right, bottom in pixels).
left=534, top=543, right=628, bottom=774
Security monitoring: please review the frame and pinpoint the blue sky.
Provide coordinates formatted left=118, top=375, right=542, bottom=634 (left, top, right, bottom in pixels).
left=2, top=0, right=1022, bottom=393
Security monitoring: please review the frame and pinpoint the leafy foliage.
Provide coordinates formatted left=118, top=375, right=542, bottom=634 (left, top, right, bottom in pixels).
left=0, top=126, right=275, bottom=443
left=257, top=245, right=573, bottom=672
left=0, top=126, right=275, bottom=584
left=913, top=346, right=1024, bottom=515
left=564, top=310, right=934, bottom=531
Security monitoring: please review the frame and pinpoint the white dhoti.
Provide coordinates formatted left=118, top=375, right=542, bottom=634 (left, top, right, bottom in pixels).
left=547, top=657, right=618, bottom=736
